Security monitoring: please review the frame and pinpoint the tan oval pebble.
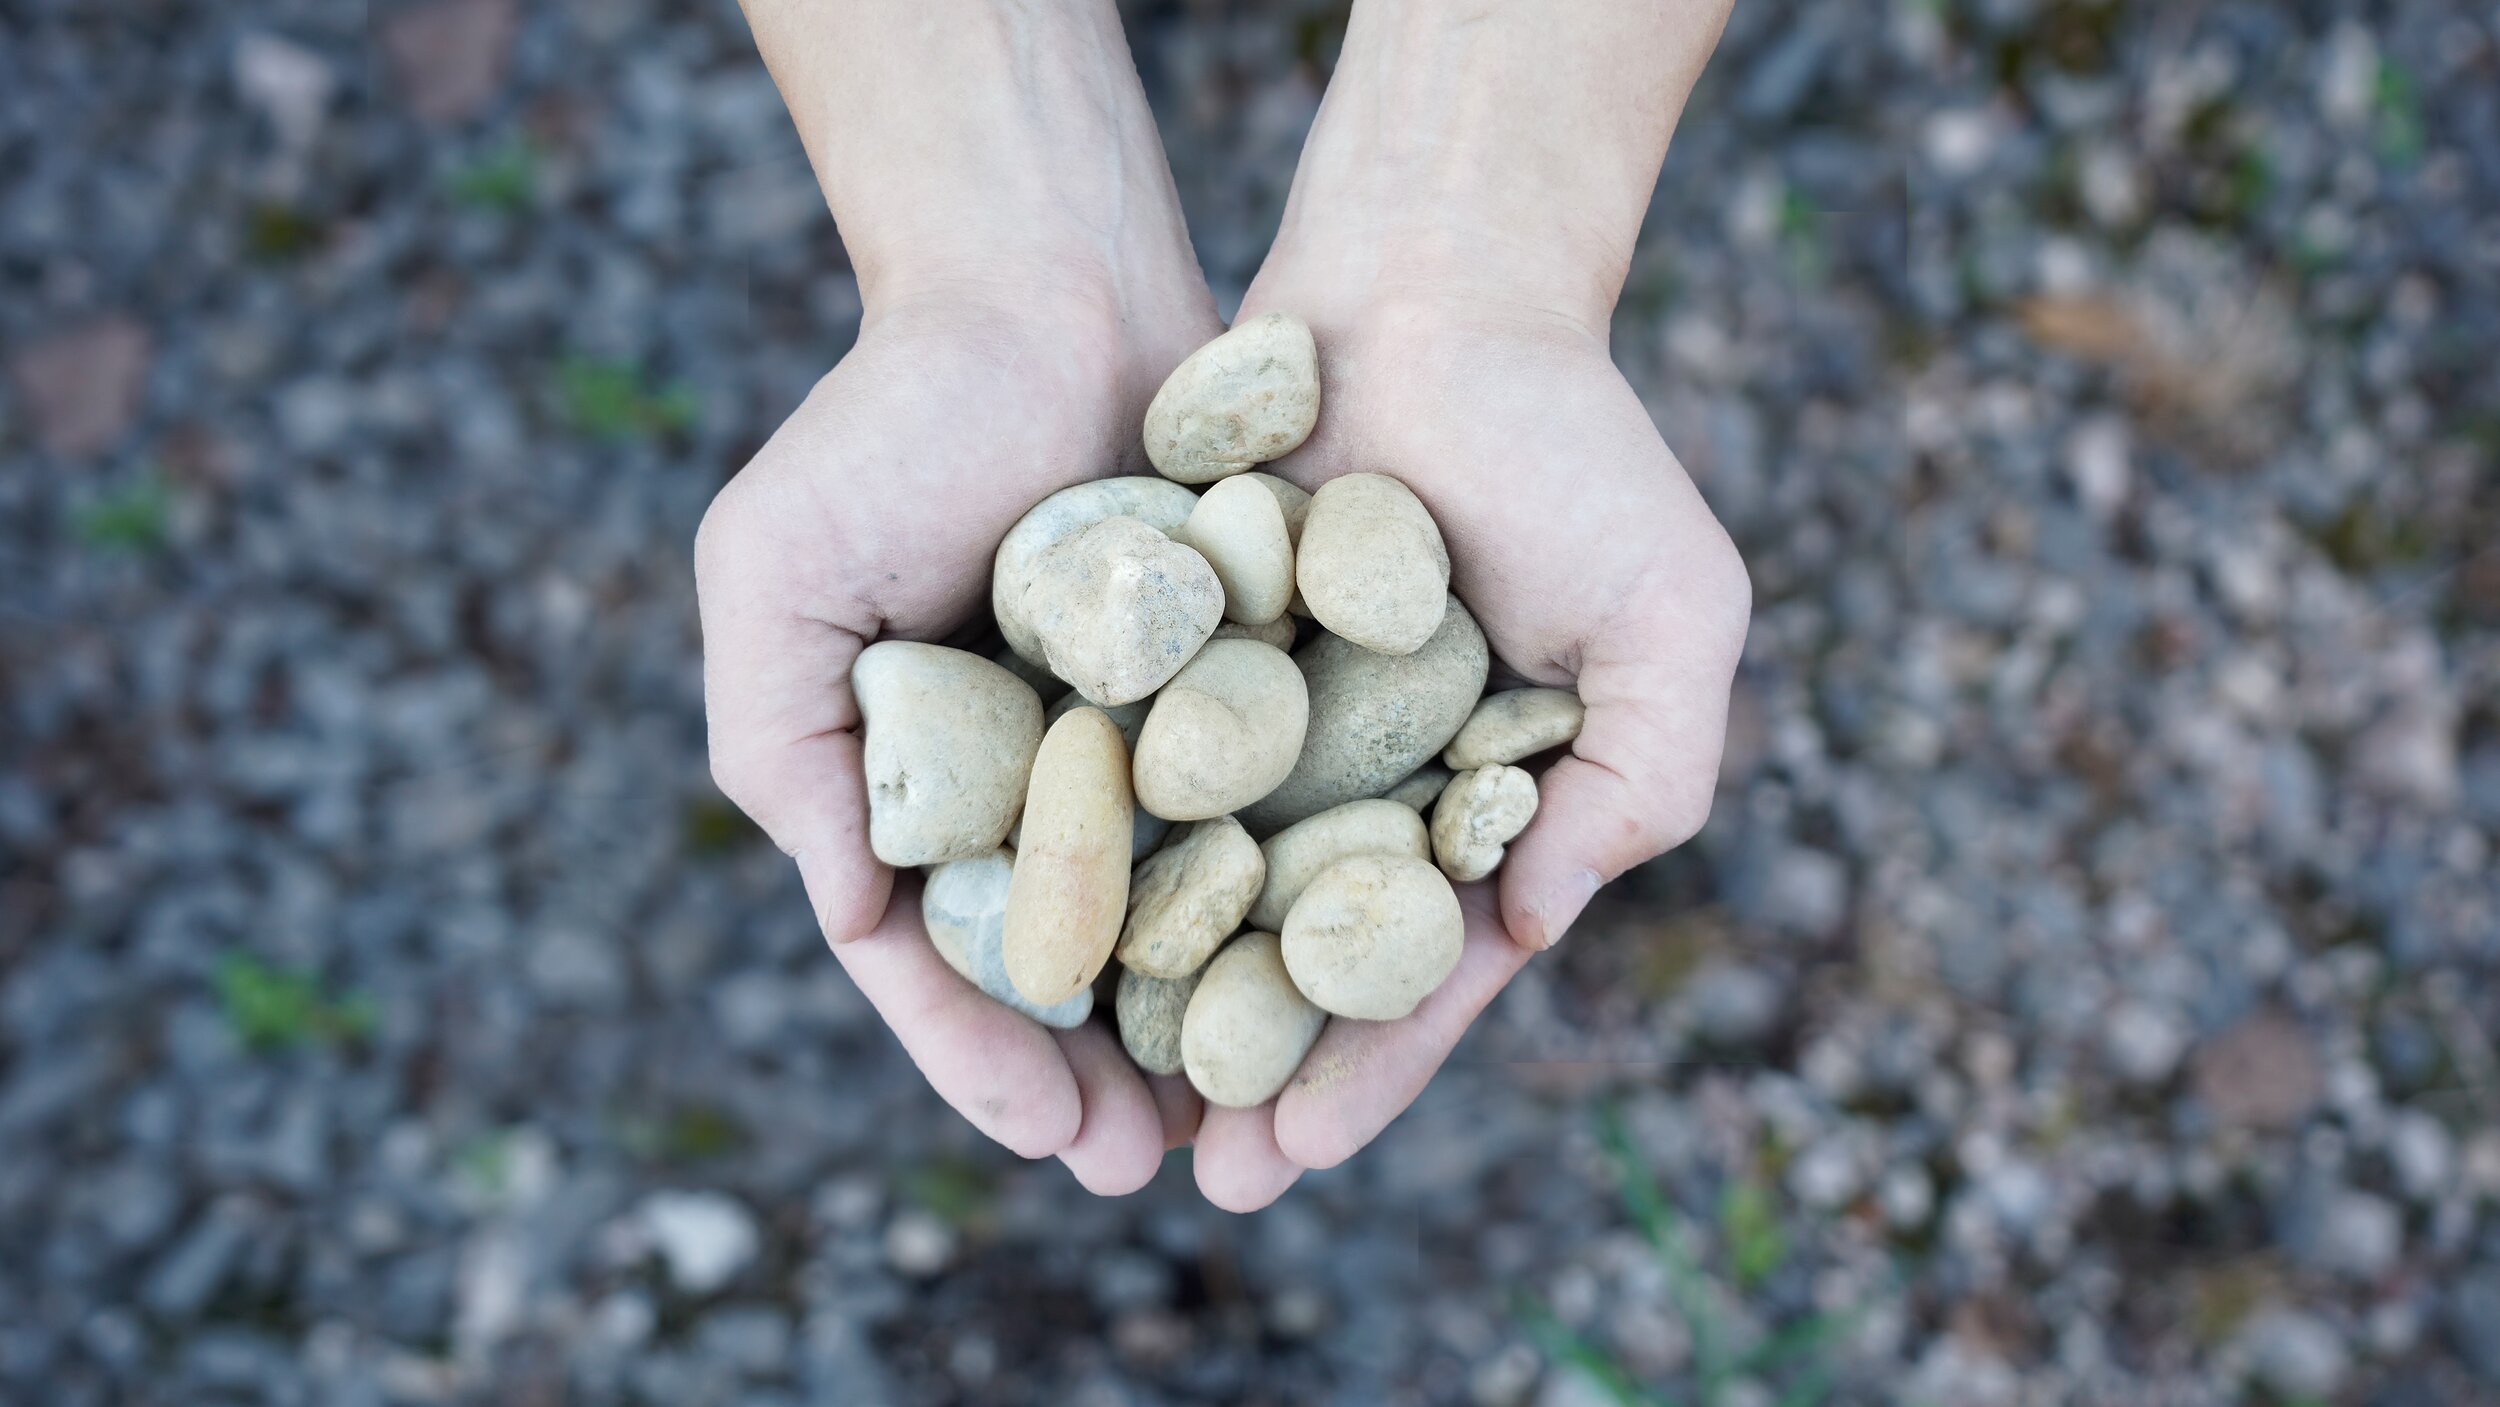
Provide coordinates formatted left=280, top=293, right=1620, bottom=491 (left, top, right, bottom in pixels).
left=852, top=642, right=1045, bottom=867
left=1212, top=616, right=1297, bottom=650
left=1002, top=707, right=1135, bottom=1005
left=1143, top=313, right=1320, bottom=483
left=923, top=850, right=1093, bottom=1028
left=1295, top=474, right=1449, bottom=656
left=1238, top=596, right=1489, bottom=834
left=992, top=477, right=1200, bottom=667
left=1181, top=932, right=1327, bottom=1108
left=1172, top=475, right=1295, bottom=625
left=1022, top=516, right=1224, bottom=707
left=1380, top=762, right=1455, bottom=812
left=1430, top=765, right=1539, bottom=883
left=1116, top=817, right=1265, bottom=978
left=1117, top=964, right=1205, bottom=1076
left=1249, top=799, right=1430, bottom=933
left=1443, top=688, right=1586, bottom=770
left=1131, top=640, right=1309, bottom=821
left=1279, top=854, right=1465, bottom=1020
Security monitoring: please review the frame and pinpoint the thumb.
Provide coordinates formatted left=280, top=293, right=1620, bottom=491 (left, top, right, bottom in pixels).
left=1495, top=561, right=1748, bottom=951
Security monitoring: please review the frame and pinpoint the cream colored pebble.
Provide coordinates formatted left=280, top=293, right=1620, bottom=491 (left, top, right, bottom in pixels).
left=1172, top=474, right=1295, bottom=625
left=1143, top=313, right=1320, bottom=483
left=992, top=477, right=1199, bottom=668
left=1021, top=515, right=1224, bottom=707
left=1295, top=474, right=1449, bottom=656
left=1181, top=932, right=1327, bottom=1107
left=851, top=642, right=1044, bottom=867
left=1249, top=799, right=1430, bottom=933
left=1002, top=707, right=1135, bottom=1005
left=1279, top=854, right=1465, bottom=1021
left=1116, top=817, right=1264, bottom=978
left=1430, top=764, right=1539, bottom=883
left=1131, top=640, right=1309, bottom=822
left=1443, top=688, right=1586, bottom=770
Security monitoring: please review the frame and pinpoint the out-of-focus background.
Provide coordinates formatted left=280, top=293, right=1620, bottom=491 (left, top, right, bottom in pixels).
left=3, top=1, right=2497, bottom=1402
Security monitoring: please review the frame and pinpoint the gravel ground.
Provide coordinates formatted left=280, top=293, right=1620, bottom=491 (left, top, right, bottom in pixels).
left=5, top=1, right=2498, bottom=1403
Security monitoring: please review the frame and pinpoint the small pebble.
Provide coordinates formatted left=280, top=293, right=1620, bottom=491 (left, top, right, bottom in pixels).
left=1182, top=932, right=1326, bottom=1108
left=1443, top=688, right=1585, bottom=770
left=851, top=642, right=1043, bottom=867
left=1172, top=474, right=1295, bottom=625
left=1250, top=799, right=1431, bottom=932
left=1430, top=765, right=1538, bottom=882
left=1280, top=854, right=1465, bottom=1021
left=1116, top=817, right=1264, bottom=978
left=1143, top=313, right=1320, bottom=483
left=1022, top=516, right=1224, bottom=707
left=1130, top=639, right=1308, bottom=821
left=1116, top=965, right=1203, bottom=1076
left=1296, top=473, right=1450, bottom=656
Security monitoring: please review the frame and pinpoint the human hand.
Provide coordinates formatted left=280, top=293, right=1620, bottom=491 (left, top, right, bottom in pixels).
left=703, top=0, right=1222, bottom=1194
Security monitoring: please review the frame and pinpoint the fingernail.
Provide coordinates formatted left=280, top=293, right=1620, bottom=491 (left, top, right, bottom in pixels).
left=1533, top=869, right=1602, bottom=950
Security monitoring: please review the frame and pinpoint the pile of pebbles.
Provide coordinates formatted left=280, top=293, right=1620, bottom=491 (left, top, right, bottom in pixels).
left=852, top=314, right=1586, bottom=1107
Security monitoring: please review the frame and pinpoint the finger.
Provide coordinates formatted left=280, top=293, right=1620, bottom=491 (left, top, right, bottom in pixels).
left=695, top=482, right=890, bottom=943
left=1498, top=549, right=1747, bottom=951
left=828, top=872, right=1081, bottom=1159
left=1051, top=1022, right=1172, bottom=1195
left=1274, top=885, right=1531, bottom=1169
left=1191, top=1101, right=1303, bottom=1212
left=1146, top=1074, right=1206, bottom=1151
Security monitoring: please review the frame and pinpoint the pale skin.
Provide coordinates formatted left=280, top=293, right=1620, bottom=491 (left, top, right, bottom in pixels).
left=699, top=0, right=1747, bottom=1210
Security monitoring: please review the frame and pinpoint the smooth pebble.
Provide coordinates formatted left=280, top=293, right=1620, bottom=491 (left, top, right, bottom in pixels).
left=922, top=850, right=1092, bottom=1027
left=1117, top=965, right=1204, bottom=1076
left=1117, top=817, right=1265, bottom=978
left=1443, top=688, right=1585, bottom=769
left=1249, top=799, right=1430, bottom=933
left=1172, top=474, right=1295, bottom=625
left=1294, top=474, right=1449, bottom=655
left=1181, top=932, right=1327, bottom=1108
left=1002, top=708, right=1135, bottom=1004
left=1131, top=639, right=1309, bottom=821
left=1279, top=854, right=1464, bottom=1021
left=852, top=642, right=1044, bottom=867
left=1143, top=313, right=1320, bottom=483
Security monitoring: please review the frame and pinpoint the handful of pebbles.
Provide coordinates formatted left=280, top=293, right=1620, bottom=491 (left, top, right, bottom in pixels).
left=859, top=313, right=1586, bottom=1110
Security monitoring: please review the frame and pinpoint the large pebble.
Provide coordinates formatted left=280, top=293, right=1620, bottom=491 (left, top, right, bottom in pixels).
left=991, top=477, right=1199, bottom=667
left=1116, top=965, right=1203, bottom=1076
left=1181, top=932, right=1327, bottom=1107
left=1238, top=596, right=1488, bottom=833
left=852, top=642, right=1044, bottom=867
left=1443, top=688, right=1586, bottom=769
left=1380, top=762, right=1454, bottom=812
left=1295, top=474, right=1449, bottom=655
left=1143, top=313, right=1320, bottom=483
left=1002, top=707, right=1134, bottom=1004
left=1279, top=854, right=1464, bottom=1020
left=1131, top=640, right=1309, bottom=821
left=1249, top=799, right=1431, bottom=933
left=1117, top=817, right=1265, bottom=978
left=922, top=850, right=1093, bottom=1028
left=1172, top=475, right=1295, bottom=625
left=1430, top=765, right=1539, bottom=882
left=1022, top=516, right=1223, bottom=706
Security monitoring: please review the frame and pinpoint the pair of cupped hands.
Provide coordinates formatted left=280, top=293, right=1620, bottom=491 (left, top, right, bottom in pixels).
left=694, top=216, right=1750, bottom=1211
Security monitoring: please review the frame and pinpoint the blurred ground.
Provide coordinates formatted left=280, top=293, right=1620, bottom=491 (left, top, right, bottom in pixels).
left=4, top=1, right=2498, bottom=1404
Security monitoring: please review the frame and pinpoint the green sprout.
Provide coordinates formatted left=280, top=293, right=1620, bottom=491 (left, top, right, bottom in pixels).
left=73, top=477, right=171, bottom=554
left=557, top=357, right=700, bottom=441
left=2374, top=60, right=2425, bottom=167
left=681, top=796, right=763, bottom=859
left=449, top=139, right=539, bottom=213
left=215, top=953, right=376, bottom=1051
left=1519, top=1107, right=1861, bottom=1407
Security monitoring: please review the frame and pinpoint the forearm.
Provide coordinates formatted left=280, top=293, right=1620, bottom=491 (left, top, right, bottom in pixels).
left=1260, top=0, right=1731, bottom=330
left=741, top=0, right=1208, bottom=326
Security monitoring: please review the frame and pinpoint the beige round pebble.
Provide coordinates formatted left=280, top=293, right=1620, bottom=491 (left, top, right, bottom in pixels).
left=1181, top=932, right=1327, bottom=1108
left=1249, top=799, right=1431, bottom=933
left=1143, top=313, right=1320, bottom=483
left=1238, top=596, right=1489, bottom=834
left=1116, top=817, right=1265, bottom=978
left=1295, top=474, right=1449, bottom=656
left=1443, top=688, right=1586, bottom=770
left=1279, top=854, right=1465, bottom=1021
left=1116, top=964, right=1204, bottom=1076
left=1212, top=616, right=1297, bottom=650
left=1021, top=516, right=1223, bottom=707
left=852, top=642, right=1044, bottom=867
left=1430, top=765, right=1539, bottom=883
left=1131, top=640, right=1309, bottom=822
left=1379, top=762, right=1455, bottom=812
left=993, top=478, right=1200, bottom=670
left=1002, top=707, right=1135, bottom=1005
left=922, top=850, right=1093, bottom=1028
left=1172, top=475, right=1295, bottom=625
